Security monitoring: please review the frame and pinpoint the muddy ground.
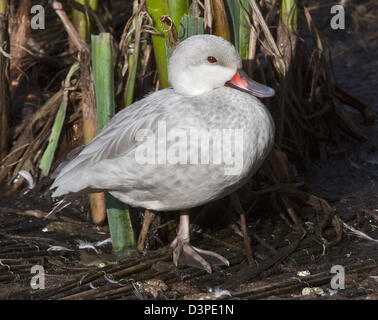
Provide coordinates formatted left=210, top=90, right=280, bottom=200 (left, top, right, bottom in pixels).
left=0, top=2, right=377, bottom=300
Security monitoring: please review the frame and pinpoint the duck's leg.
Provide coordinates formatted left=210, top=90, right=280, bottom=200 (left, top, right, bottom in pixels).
left=170, top=211, right=230, bottom=273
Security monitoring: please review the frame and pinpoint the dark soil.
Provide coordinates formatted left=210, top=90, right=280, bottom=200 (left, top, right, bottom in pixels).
left=0, top=2, right=377, bottom=300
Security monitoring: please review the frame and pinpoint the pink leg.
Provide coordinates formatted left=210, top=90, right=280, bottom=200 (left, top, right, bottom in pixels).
left=170, top=211, right=230, bottom=273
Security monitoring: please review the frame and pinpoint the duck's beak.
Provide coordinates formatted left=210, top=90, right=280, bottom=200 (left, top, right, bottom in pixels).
left=225, top=69, right=275, bottom=98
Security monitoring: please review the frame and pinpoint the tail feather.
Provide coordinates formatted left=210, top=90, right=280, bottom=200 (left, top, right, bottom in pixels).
left=50, top=146, right=85, bottom=179
left=48, top=186, right=109, bottom=217
left=47, top=198, right=72, bottom=218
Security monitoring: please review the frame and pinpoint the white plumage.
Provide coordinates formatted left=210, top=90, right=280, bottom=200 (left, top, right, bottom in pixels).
left=51, top=34, right=275, bottom=273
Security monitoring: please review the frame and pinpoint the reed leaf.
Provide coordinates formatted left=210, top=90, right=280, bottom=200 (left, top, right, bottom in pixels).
left=39, top=63, right=80, bottom=176
left=72, top=0, right=90, bottom=43
left=92, top=32, right=136, bottom=251
left=0, top=0, right=9, bottom=160
left=88, top=0, right=98, bottom=10
left=168, top=0, right=189, bottom=31
left=225, top=0, right=251, bottom=65
left=281, top=0, right=297, bottom=31
left=0, top=0, right=6, bottom=13
left=224, top=0, right=240, bottom=47
left=123, top=12, right=143, bottom=107
left=178, top=3, right=204, bottom=40
left=162, top=0, right=188, bottom=59
left=91, top=33, right=115, bottom=129
left=238, top=0, right=251, bottom=64
left=146, top=0, right=170, bottom=88
left=212, top=0, right=231, bottom=40
left=105, top=194, right=136, bottom=252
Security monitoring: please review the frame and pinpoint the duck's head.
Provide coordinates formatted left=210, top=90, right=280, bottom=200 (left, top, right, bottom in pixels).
left=168, top=34, right=275, bottom=98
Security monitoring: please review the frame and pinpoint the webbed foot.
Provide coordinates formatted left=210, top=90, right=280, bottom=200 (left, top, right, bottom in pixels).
left=171, top=211, right=229, bottom=273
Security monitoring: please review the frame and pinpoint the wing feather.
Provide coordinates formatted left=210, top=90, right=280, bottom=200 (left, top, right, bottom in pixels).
left=51, top=89, right=180, bottom=196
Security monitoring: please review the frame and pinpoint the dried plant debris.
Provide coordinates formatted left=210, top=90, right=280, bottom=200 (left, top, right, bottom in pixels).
left=136, top=279, right=169, bottom=299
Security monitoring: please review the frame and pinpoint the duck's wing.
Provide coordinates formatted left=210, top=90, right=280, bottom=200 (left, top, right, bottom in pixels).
left=50, top=89, right=180, bottom=197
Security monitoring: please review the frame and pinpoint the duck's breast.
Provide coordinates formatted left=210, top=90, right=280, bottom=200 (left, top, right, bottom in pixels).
left=111, top=87, right=275, bottom=210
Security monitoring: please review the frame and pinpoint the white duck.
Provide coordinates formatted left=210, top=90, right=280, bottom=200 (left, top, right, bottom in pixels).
left=51, top=34, right=275, bottom=273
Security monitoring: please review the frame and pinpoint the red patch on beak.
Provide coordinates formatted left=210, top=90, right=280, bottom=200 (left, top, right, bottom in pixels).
left=225, top=69, right=275, bottom=98
left=228, top=71, right=248, bottom=88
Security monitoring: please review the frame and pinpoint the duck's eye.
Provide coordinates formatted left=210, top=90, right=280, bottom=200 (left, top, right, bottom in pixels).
left=207, top=56, right=217, bottom=63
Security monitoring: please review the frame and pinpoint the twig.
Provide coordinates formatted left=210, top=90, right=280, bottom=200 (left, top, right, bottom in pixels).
left=223, top=233, right=304, bottom=290
left=233, top=260, right=376, bottom=299
left=201, top=233, right=244, bottom=252
left=52, top=1, right=90, bottom=53
left=333, top=85, right=376, bottom=124
left=0, top=207, right=57, bottom=219
left=137, top=209, right=156, bottom=253
left=66, top=0, right=108, bottom=33
left=231, top=194, right=255, bottom=267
